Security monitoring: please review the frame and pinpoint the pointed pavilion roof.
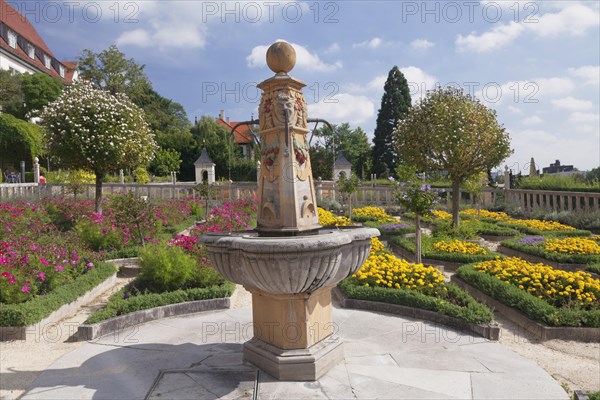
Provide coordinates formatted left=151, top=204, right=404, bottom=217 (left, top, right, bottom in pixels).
left=334, top=150, right=351, bottom=167
left=194, top=147, right=214, bottom=165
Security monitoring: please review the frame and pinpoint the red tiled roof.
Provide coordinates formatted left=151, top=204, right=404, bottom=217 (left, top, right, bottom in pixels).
left=216, top=118, right=255, bottom=144
left=0, top=0, right=73, bottom=82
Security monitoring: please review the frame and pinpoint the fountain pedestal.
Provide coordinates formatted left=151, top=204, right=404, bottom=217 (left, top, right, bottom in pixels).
left=200, top=41, right=379, bottom=381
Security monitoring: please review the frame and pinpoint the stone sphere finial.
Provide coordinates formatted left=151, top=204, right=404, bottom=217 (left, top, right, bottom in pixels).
left=266, top=41, right=296, bottom=75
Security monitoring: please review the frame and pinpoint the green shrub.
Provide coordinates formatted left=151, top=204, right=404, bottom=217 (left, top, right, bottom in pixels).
left=456, top=264, right=600, bottom=327
left=137, top=244, right=223, bottom=292
left=0, top=263, right=116, bottom=326
left=133, top=167, right=150, bottom=184
left=589, top=391, right=600, bottom=400
left=498, top=221, right=591, bottom=237
left=75, top=219, right=122, bottom=252
left=363, top=220, right=415, bottom=235
left=517, top=174, right=599, bottom=192
left=531, top=209, right=600, bottom=232
left=85, top=281, right=235, bottom=324
left=587, top=263, right=600, bottom=275
left=338, top=279, right=493, bottom=324
left=434, top=220, right=480, bottom=240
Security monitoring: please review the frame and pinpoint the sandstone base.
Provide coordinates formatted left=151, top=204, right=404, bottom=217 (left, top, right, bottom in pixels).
left=243, top=336, right=344, bottom=381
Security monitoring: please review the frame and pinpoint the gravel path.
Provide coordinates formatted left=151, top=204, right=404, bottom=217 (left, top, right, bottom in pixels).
left=0, top=277, right=133, bottom=400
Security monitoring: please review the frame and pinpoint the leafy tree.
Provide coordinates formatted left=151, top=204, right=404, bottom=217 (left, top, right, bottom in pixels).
left=337, top=174, right=359, bottom=221
left=463, top=171, right=488, bottom=218
left=150, top=148, right=182, bottom=176
left=17, top=73, right=63, bottom=119
left=311, top=123, right=372, bottom=179
left=395, top=179, right=439, bottom=263
left=395, top=86, right=512, bottom=227
left=155, top=129, right=197, bottom=180
left=587, top=167, right=600, bottom=184
left=111, top=192, right=156, bottom=246
left=0, top=69, right=23, bottom=114
left=191, top=116, right=236, bottom=179
left=372, top=66, right=411, bottom=178
left=40, top=81, right=157, bottom=213
left=0, top=113, right=44, bottom=171
left=77, top=45, right=151, bottom=98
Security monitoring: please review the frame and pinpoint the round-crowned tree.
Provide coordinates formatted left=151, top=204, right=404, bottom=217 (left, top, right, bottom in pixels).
left=394, top=86, right=511, bottom=227
left=40, top=81, right=157, bottom=213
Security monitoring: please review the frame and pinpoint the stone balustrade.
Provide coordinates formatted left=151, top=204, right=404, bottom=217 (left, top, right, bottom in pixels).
left=1, top=181, right=598, bottom=213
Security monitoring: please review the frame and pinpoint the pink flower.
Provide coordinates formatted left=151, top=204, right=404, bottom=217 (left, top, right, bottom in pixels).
left=40, top=257, right=50, bottom=265
left=55, top=265, right=64, bottom=272
left=37, top=272, right=46, bottom=281
left=21, top=285, right=30, bottom=293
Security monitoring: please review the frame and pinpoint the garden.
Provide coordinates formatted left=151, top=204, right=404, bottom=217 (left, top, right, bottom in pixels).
left=0, top=195, right=256, bottom=328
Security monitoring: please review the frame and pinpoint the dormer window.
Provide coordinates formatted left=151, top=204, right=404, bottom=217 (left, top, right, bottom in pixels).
left=7, top=30, right=17, bottom=48
left=59, top=65, right=65, bottom=78
left=43, top=54, right=51, bottom=69
left=27, top=43, right=35, bottom=59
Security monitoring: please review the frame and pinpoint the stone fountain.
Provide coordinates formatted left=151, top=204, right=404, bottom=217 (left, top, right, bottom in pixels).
left=200, top=41, right=379, bottom=381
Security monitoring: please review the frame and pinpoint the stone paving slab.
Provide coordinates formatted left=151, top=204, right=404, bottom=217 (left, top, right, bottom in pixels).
left=21, top=306, right=569, bottom=400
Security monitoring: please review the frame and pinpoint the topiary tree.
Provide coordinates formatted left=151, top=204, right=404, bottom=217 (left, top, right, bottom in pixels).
left=395, top=178, right=439, bottom=263
left=395, top=86, right=512, bottom=228
left=40, top=81, right=157, bottom=213
left=372, top=66, right=412, bottom=178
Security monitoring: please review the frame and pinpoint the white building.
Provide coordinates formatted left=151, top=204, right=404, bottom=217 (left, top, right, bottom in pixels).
left=0, top=0, right=76, bottom=82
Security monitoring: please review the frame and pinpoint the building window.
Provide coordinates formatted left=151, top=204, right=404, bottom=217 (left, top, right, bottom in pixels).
left=44, top=54, right=51, bottom=69
left=59, top=65, right=65, bottom=78
left=27, top=43, right=35, bottom=59
left=7, top=30, right=17, bottom=48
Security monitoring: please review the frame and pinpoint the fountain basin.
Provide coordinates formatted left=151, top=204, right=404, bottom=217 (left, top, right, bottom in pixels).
left=200, top=227, right=379, bottom=294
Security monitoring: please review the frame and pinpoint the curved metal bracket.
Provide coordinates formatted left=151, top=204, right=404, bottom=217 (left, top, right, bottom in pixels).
left=306, top=118, right=334, bottom=146
left=229, top=119, right=260, bottom=147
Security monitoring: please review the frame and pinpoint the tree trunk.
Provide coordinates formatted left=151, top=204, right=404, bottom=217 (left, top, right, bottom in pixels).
left=452, top=180, right=460, bottom=228
left=95, top=174, right=103, bottom=214
left=415, top=214, right=422, bottom=264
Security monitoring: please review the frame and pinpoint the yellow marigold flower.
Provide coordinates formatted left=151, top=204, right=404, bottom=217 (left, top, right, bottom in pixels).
left=432, top=210, right=452, bottom=220
left=432, top=240, right=488, bottom=255
left=545, top=237, right=600, bottom=255
left=507, top=219, right=576, bottom=231
left=318, top=207, right=352, bottom=226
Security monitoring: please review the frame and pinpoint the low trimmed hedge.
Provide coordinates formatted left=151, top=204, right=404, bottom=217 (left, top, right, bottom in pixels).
left=85, top=281, right=236, bottom=324
left=456, top=264, right=600, bottom=327
left=338, top=279, right=493, bottom=324
left=498, top=222, right=591, bottom=237
left=501, top=237, right=600, bottom=265
left=392, top=237, right=498, bottom=263
left=0, top=262, right=117, bottom=326
left=475, top=221, right=519, bottom=237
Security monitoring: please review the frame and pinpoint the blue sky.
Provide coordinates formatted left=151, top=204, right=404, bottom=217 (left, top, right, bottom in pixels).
left=14, top=0, right=600, bottom=172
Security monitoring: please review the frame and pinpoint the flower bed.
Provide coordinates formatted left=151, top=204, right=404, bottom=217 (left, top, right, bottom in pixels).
left=500, top=236, right=600, bottom=266
left=459, top=208, right=511, bottom=221
left=392, top=236, right=498, bottom=264
left=456, top=258, right=600, bottom=328
left=351, top=206, right=396, bottom=223
left=500, top=218, right=591, bottom=237
left=363, top=220, right=415, bottom=236
left=317, top=207, right=352, bottom=226
left=339, top=238, right=493, bottom=325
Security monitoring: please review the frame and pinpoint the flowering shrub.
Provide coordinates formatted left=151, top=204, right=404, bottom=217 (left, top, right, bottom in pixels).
left=506, top=219, right=576, bottom=232
left=192, top=197, right=258, bottom=235
left=432, top=210, right=452, bottom=220
left=432, top=239, right=488, bottom=255
left=352, top=206, right=396, bottom=223
left=517, top=236, right=545, bottom=245
left=473, top=257, right=600, bottom=309
left=545, top=237, right=600, bottom=255
left=317, top=207, right=352, bottom=227
left=0, top=238, right=96, bottom=304
left=460, top=209, right=510, bottom=220
left=351, top=238, right=447, bottom=297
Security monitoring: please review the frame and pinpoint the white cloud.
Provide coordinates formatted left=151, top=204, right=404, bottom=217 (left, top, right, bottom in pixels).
left=410, top=39, right=434, bottom=50
left=523, top=115, right=543, bottom=125
left=569, top=112, right=600, bottom=123
left=116, top=29, right=152, bottom=48
left=352, top=38, right=383, bottom=49
left=455, top=3, right=599, bottom=53
left=568, top=66, right=600, bottom=85
left=344, top=75, right=387, bottom=94
left=551, top=96, right=594, bottom=111
left=400, top=66, right=438, bottom=103
left=477, top=77, right=574, bottom=106
left=246, top=40, right=342, bottom=72
left=456, top=22, right=524, bottom=53
left=324, top=43, right=341, bottom=54
left=308, top=93, right=375, bottom=125
left=507, top=105, right=524, bottom=114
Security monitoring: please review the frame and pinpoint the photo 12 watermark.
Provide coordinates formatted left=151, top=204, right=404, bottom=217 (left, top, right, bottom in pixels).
left=400, top=1, right=539, bottom=24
